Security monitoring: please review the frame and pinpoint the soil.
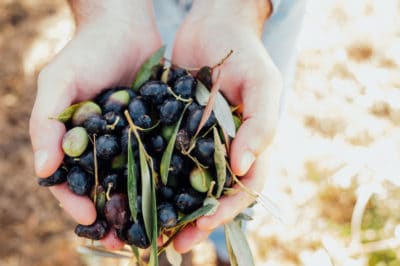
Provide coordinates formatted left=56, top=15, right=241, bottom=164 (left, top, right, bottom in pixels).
left=0, top=1, right=82, bottom=266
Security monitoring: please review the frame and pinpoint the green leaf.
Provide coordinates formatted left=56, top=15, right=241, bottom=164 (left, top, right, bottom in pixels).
left=56, top=101, right=88, bottom=123
left=132, top=46, right=166, bottom=91
left=202, top=197, right=220, bottom=216
left=215, top=92, right=236, bottom=137
left=165, top=242, right=182, bottom=266
left=177, top=203, right=217, bottom=225
left=194, top=80, right=210, bottom=106
left=127, top=132, right=138, bottom=222
left=213, top=127, right=227, bottom=198
left=140, top=144, right=152, bottom=240
left=224, top=226, right=238, bottom=266
left=130, top=245, right=140, bottom=265
left=235, top=212, right=253, bottom=222
left=160, top=105, right=188, bottom=185
left=149, top=167, right=158, bottom=266
left=77, top=245, right=133, bottom=259
left=224, top=221, right=255, bottom=266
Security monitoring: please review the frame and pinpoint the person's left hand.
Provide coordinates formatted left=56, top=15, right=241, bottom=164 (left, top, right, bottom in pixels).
left=170, top=0, right=282, bottom=253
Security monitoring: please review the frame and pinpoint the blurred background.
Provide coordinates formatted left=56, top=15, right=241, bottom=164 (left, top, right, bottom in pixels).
left=1, top=0, right=400, bottom=265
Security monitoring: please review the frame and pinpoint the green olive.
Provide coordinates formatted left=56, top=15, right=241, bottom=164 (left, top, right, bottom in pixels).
left=190, top=167, right=212, bottom=193
left=72, top=101, right=101, bottom=126
left=62, top=127, right=89, bottom=157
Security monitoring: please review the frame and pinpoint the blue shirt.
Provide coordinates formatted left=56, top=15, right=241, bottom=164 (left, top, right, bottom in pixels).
left=153, top=0, right=307, bottom=111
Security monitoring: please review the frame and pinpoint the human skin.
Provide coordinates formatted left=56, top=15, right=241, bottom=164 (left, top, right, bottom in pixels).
left=171, top=0, right=282, bottom=253
left=30, top=0, right=281, bottom=252
left=30, top=0, right=161, bottom=249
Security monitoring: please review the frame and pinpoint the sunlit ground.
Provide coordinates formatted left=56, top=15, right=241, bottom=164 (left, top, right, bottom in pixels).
left=1, top=0, right=400, bottom=265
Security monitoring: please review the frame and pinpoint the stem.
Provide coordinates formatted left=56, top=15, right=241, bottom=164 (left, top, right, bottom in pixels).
left=211, top=50, right=234, bottom=69
left=93, top=134, right=99, bottom=204
left=167, top=86, right=193, bottom=103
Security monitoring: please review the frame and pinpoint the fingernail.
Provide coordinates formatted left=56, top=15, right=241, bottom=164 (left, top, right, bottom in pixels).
left=239, top=152, right=255, bottom=175
left=34, top=150, right=48, bottom=174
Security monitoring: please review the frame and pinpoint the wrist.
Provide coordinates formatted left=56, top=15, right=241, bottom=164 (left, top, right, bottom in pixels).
left=190, top=0, right=271, bottom=34
left=68, top=0, right=155, bottom=28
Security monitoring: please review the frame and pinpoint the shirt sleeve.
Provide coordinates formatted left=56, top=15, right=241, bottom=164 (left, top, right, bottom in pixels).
left=262, top=0, right=307, bottom=113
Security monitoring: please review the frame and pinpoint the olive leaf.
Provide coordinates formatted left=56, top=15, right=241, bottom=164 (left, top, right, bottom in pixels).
left=194, top=80, right=210, bottom=106
left=224, top=221, right=255, bottom=266
left=194, top=70, right=221, bottom=137
left=165, top=236, right=182, bottom=266
left=177, top=203, right=217, bottom=225
left=130, top=245, right=140, bottom=265
left=195, top=77, right=236, bottom=138
left=139, top=143, right=152, bottom=240
left=235, top=212, right=253, bottom=222
left=160, top=105, right=188, bottom=185
left=77, top=245, right=133, bottom=259
left=202, top=197, right=220, bottom=216
left=127, top=132, right=138, bottom=222
left=132, top=46, right=166, bottom=91
left=215, top=92, right=236, bottom=137
left=149, top=166, right=159, bottom=266
left=224, top=227, right=239, bottom=266
left=213, top=127, right=226, bottom=198
left=55, top=101, right=88, bottom=122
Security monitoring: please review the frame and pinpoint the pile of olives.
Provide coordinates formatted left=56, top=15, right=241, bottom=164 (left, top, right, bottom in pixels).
left=38, top=51, right=240, bottom=252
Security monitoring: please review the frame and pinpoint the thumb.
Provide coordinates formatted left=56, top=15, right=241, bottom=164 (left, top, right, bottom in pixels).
left=230, top=65, right=282, bottom=176
left=29, top=64, right=76, bottom=177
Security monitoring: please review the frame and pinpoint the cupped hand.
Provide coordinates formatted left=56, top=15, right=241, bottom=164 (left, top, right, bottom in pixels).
left=30, top=0, right=161, bottom=249
left=171, top=0, right=282, bottom=253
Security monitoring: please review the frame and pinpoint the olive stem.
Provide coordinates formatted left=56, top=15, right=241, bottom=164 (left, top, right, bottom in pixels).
left=106, top=116, right=120, bottom=131
left=92, top=134, right=99, bottom=205
left=124, top=110, right=158, bottom=182
left=166, top=86, right=193, bottom=103
left=211, top=50, right=234, bottom=69
left=106, top=183, right=113, bottom=201
left=207, top=181, right=216, bottom=198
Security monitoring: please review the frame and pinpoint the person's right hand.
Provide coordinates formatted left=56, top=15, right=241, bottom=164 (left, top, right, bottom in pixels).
left=29, top=0, right=161, bottom=249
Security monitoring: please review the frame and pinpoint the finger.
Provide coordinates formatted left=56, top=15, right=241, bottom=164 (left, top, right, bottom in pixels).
left=30, top=64, right=77, bottom=177
left=100, top=229, right=125, bottom=250
left=230, top=63, right=282, bottom=176
left=197, top=150, right=269, bottom=231
left=49, top=183, right=96, bottom=225
left=173, top=224, right=211, bottom=254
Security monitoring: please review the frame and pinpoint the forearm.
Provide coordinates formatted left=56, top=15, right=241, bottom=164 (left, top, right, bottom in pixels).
left=67, top=0, right=155, bottom=28
left=190, top=0, right=272, bottom=34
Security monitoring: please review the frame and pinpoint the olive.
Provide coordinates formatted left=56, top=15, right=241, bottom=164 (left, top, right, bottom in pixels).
left=193, top=138, right=215, bottom=166
left=72, top=101, right=102, bottom=126
left=148, top=135, right=166, bottom=154
left=75, top=219, right=109, bottom=240
left=62, top=127, right=89, bottom=157
left=175, top=129, right=190, bottom=151
left=134, top=114, right=152, bottom=129
left=173, top=75, right=196, bottom=99
left=103, top=173, right=126, bottom=193
left=83, top=115, right=107, bottom=135
left=128, top=97, right=149, bottom=120
left=158, top=185, right=176, bottom=202
left=67, top=166, right=93, bottom=195
left=174, top=191, right=203, bottom=214
left=157, top=202, right=178, bottom=229
left=120, top=126, right=138, bottom=152
left=190, top=167, right=212, bottom=193
left=103, top=111, right=127, bottom=132
left=124, top=220, right=150, bottom=248
left=96, top=135, right=120, bottom=160
left=37, top=167, right=67, bottom=187
left=160, top=99, right=183, bottom=125
left=78, top=150, right=95, bottom=174
left=104, top=193, right=130, bottom=229
left=140, top=81, right=170, bottom=105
